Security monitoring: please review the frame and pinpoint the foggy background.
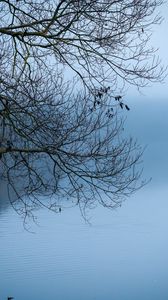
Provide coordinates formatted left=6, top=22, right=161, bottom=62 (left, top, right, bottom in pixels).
left=0, top=3, right=168, bottom=300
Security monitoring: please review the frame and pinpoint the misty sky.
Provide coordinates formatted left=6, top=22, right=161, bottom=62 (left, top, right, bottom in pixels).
left=125, top=2, right=168, bottom=187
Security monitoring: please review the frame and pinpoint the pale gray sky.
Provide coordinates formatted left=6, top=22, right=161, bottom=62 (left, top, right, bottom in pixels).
left=128, top=2, right=168, bottom=100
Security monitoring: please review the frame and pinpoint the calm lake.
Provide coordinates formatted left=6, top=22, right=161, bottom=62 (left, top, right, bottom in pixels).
left=1, top=99, right=168, bottom=300
left=0, top=183, right=168, bottom=300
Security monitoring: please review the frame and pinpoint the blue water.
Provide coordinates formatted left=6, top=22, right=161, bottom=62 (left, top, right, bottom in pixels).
left=0, top=99, right=168, bottom=300
left=0, top=184, right=168, bottom=300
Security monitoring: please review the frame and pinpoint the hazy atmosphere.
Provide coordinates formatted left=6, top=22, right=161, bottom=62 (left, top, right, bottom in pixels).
left=0, top=1, right=168, bottom=300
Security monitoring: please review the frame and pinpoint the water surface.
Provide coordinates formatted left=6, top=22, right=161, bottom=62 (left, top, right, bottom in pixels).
left=0, top=184, right=168, bottom=300
left=0, top=99, right=168, bottom=300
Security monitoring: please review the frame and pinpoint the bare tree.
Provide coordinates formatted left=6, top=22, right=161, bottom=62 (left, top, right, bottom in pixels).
left=0, top=0, right=165, bottom=88
left=0, top=73, right=145, bottom=220
left=0, top=0, right=164, bottom=220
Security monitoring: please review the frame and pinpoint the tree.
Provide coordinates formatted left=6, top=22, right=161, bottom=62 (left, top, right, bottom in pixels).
left=0, top=0, right=164, bottom=89
left=0, top=73, right=145, bottom=219
left=0, top=0, right=164, bottom=220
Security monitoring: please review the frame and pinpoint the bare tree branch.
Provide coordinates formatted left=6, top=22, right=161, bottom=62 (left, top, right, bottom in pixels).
left=0, top=0, right=165, bottom=90
left=0, top=0, right=164, bottom=221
